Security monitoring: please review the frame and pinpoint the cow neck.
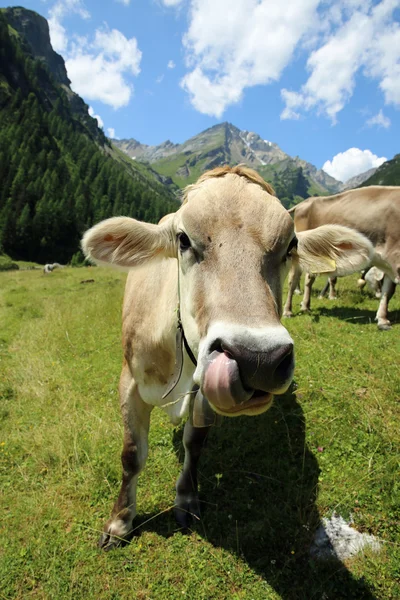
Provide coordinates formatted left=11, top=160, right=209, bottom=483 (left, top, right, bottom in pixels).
left=162, top=256, right=197, bottom=400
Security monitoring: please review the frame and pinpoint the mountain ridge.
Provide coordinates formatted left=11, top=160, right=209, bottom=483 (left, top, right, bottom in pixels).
left=113, top=122, right=348, bottom=206
left=115, top=123, right=383, bottom=204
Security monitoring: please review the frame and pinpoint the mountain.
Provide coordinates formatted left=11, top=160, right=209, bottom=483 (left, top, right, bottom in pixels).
left=113, top=122, right=343, bottom=207
left=0, top=7, right=177, bottom=263
left=339, top=168, right=378, bottom=191
left=2, top=6, right=104, bottom=143
left=360, top=154, right=400, bottom=187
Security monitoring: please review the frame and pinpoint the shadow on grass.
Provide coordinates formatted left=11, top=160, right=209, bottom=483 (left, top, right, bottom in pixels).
left=314, top=306, right=378, bottom=325
left=134, top=391, right=377, bottom=600
left=314, top=305, right=399, bottom=327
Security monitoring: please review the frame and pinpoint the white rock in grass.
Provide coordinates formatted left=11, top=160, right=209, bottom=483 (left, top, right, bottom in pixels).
left=311, top=514, right=381, bottom=561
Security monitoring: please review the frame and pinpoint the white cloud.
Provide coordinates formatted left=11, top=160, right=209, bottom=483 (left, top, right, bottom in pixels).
left=48, top=1, right=142, bottom=109
left=107, top=128, right=116, bottom=138
left=280, top=90, right=302, bottom=120
left=322, top=148, right=387, bottom=182
left=167, top=60, right=176, bottom=69
left=156, top=74, right=164, bottom=84
left=364, top=19, right=400, bottom=106
left=49, top=18, right=68, bottom=53
left=169, top=0, right=400, bottom=120
left=48, top=0, right=90, bottom=53
left=115, top=0, right=131, bottom=4
left=180, top=0, right=320, bottom=118
left=161, top=0, right=185, bottom=6
left=281, top=1, right=400, bottom=122
left=366, top=109, right=391, bottom=128
left=66, top=28, right=142, bottom=109
left=88, top=106, right=104, bottom=128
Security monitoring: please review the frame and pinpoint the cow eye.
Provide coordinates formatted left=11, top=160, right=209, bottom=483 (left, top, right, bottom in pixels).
left=284, top=236, right=298, bottom=261
left=177, top=232, right=191, bottom=252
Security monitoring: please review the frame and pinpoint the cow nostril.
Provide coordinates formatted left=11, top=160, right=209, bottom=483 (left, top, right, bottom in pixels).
left=209, top=338, right=223, bottom=354
left=278, top=352, right=293, bottom=373
left=210, top=339, right=235, bottom=359
left=274, top=344, right=294, bottom=376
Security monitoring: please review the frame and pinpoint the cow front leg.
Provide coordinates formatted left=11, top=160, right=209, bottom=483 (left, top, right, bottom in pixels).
left=174, top=421, right=210, bottom=529
left=283, top=263, right=302, bottom=317
left=300, top=272, right=316, bottom=312
left=375, top=276, right=396, bottom=330
left=99, top=367, right=152, bottom=551
left=316, top=275, right=338, bottom=300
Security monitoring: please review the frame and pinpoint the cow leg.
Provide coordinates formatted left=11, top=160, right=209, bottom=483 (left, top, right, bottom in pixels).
left=328, top=276, right=338, bottom=300
left=357, top=268, right=369, bottom=290
left=99, top=366, right=152, bottom=551
left=174, top=421, right=210, bottom=529
left=375, top=279, right=383, bottom=299
left=318, top=277, right=330, bottom=299
left=283, top=263, right=302, bottom=317
left=300, top=272, right=316, bottom=312
left=375, top=276, right=396, bottom=330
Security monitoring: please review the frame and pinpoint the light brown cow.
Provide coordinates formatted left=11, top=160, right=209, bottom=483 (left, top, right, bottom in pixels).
left=82, top=166, right=375, bottom=550
left=283, top=186, right=400, bottom=329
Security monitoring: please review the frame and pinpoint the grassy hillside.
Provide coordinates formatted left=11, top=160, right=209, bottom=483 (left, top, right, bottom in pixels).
left=1, top=267, right=399, bottom=599
left=361, top=154, right=400, bottom=187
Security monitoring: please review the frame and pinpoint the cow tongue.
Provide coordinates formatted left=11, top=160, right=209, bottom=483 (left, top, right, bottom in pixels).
left=202, top=351, right=252, bottom=410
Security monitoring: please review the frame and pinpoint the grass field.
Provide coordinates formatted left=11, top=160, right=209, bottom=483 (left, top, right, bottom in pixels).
left=1, top=266, right=399, bottom=599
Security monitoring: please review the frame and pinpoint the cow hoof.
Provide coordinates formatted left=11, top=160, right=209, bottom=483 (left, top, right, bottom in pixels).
left=283, top=311, right=293, bottom=318
left=378, top=322, right=392, bottom=331
left=174, top=494, right=201, bottom=529
left=98, top=519, right=132, bottom=551
left=98, top=531, right=124, bottom=551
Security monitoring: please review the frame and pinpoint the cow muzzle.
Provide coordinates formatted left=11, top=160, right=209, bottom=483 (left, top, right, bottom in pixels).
left=195, top=325, right=295, bottom=417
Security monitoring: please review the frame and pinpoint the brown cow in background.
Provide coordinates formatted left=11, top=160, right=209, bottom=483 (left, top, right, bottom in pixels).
left=283, top=186, right=400, bottom=329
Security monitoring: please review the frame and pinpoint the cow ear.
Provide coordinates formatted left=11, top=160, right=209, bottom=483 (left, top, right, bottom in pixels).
left=81, top=216, right=176, bottom=269
left=294, top=225, right=374, bottom=276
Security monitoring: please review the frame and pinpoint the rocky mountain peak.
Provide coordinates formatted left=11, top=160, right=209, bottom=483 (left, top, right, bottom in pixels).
left=2, top=6, right=103, bottom=142
left=4, top=6, right=70, bottom=86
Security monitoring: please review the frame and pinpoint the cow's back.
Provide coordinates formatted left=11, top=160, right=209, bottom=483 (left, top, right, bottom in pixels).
left=293, top=187, right=400, bottom=247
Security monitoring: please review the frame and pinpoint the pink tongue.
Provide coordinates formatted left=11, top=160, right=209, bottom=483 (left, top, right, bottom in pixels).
left=202, top=352, right=238, bottom=410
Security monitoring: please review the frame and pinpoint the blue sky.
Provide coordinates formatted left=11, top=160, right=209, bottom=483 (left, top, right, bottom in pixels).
left=2, top=0, right=400, bottom=182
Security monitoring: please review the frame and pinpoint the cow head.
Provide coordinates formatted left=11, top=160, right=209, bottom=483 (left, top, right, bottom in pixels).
left=82, top=166, right=374, bottom=417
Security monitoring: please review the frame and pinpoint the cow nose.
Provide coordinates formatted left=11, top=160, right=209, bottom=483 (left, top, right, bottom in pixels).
left=211, top=338, right=295, bottom=394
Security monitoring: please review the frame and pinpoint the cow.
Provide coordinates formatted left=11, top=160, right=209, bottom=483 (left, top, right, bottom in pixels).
left=283, top=187, right=400, bottom=329
left=82, top=166, right=376, bottom=551
left=43, top=262, right=64, bottom=274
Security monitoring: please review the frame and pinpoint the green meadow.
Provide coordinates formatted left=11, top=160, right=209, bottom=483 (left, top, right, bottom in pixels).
left=1, top=266, right=399, bottom=599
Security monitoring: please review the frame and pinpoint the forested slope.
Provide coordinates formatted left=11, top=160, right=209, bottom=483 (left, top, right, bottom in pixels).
left=361, top=154, right=400, bottom=187
left=0, top=10, right=177, bottom=263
